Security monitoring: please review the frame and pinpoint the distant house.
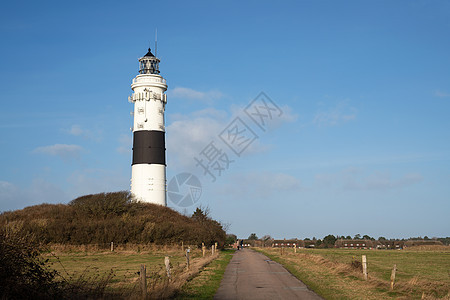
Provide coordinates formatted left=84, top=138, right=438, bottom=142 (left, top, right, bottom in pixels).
left=335, top=239, right=375, bottom=249
left=242, top=239, right=262, bottom=247
left=303, top=240, right=316, bottom=248
left=376, top=240, right=405, bottom=250
left=272, top=239, right=305, bottom=248
left=404, top=240, right=443, bottom=247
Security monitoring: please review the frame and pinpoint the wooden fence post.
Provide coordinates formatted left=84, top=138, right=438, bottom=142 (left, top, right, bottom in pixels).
left=110, top=242, right=114, bottom=252
left=140, top=264, right=147, bottom=299
left=202, top=243, right=205, bottom=257
left=185, top=248, right=190, bottom=270
left=181, top=241, right=184, bottom=251
left=390, top=264, right=397, bottom=290
left=294, top=244, right=297, bottom=253
left=165, top=256, right=171, bottom=280
left=211, top=245, right=214, bottom=255
left=362, top=255, right=368, bottom=280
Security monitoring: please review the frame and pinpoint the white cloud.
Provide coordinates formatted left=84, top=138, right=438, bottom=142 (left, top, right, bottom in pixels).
left=0, top=168, right=130, bottom=212
left=63, top=124, right=102, bottom=142
left=67, top=124, right=84, bottom=136
left=229, top=103, right=298, bottom=131
left=0, top=181, right=20, bottom=206
left=168, top=87, right=223, bottom=104
left=314, top=168, right=423, bottom=191
left=167, top=108, right=227, bottom=170
left=216, top=171, right=301, bottom=200
left=167, top=100, right=298, bottom=171
left=364, top=172, right=423, bottom=190
left=313, top=100, right=357, bottom=127
left=434, top=90, right=450, bottom=98
left=33, top=144, right=82, bottom=161
left=117, top=134, right=132, bottom=155
left=277, top=105, right=299, bottom=123
left=0, top=179, right=69, bottom=212
left=67, top=168, right=129, bottom=198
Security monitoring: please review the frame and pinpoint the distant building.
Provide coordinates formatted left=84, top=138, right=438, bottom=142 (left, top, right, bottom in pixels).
left=335, top=239, right=375, bottom=249
left=271, top=239, right=305, bottom=248
left=376, top=240, right=404, bottom=249
left=242, top=239, right=262, bottom=247
left=404, top=240, right=443, bottom=247
left=303, top=240, right=316, bottom=248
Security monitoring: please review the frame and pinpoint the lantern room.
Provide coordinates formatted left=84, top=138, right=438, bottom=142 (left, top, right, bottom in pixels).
left=139, top=48, right=160, bottom=74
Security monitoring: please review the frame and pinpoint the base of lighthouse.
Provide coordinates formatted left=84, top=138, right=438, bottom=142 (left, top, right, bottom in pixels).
left=131, top=164, right=166, bottom=206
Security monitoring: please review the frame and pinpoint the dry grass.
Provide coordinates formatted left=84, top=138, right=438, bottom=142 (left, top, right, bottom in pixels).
left=256, top=247, right=450, bottom=300
left=405, top=245, right=450, bottom=252
left=46, top=244, right=219, bottom=299
left=146, top=252, right=219, bottom=299
left=48, top=242, right=184, bottom=255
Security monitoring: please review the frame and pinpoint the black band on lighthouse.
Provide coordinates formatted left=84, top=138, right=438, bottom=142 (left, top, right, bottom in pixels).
left=132, top=130, right=166, bottom=165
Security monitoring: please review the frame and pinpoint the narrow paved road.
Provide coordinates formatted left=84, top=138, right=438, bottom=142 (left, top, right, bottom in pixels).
left=215, top=248, right=322, bottom=300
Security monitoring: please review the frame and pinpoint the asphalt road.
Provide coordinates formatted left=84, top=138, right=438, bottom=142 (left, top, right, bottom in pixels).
left=214, top=248, right=323, bottom=300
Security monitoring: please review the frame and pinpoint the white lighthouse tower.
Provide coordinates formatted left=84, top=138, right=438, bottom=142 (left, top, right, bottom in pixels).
left=128, top=48, right=168, bottom=206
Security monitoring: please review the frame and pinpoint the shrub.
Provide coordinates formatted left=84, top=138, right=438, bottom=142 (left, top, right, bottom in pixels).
left=0, top=191, right=226, bottom=247
left=0, top=228, right=61, bottom=299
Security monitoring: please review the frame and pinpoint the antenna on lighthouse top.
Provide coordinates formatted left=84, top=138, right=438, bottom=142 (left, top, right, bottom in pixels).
left=154, top=28, right=158, bottom=57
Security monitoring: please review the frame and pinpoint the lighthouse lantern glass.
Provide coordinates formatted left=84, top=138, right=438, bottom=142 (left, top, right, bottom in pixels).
left=139, top=58, right=160, bottom=75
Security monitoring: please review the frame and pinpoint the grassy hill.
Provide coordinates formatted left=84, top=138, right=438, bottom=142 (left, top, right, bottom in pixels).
left=0, top=191, right=226, bottom=247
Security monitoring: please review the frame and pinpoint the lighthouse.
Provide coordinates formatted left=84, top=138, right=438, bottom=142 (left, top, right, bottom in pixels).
left=128, top=48, right=168, bottom=206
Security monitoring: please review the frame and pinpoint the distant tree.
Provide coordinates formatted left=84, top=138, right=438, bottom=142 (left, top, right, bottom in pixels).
left=437, top=237, right=450, bottom=245
left=226, top=234, right=237, bottom=246
left=424, top=236, right=430, bottom=240
left=323, top=234, right=337, bottom=247
left=346, top=236, right=352, bottom=240
left=248, top=233, right=258, bottom=240
left=354, top=234, right=361, bottom=239
left=304, top=238, right=311, bottom=241
left=192, top=206, right=210, bottom=223
left=316, top=239, right=323, bottom=247
left=378, top=236, right=386, bottom=241
left=362, top=235, right=372, bottom=240
left=262, top=235, right=272, bottom=247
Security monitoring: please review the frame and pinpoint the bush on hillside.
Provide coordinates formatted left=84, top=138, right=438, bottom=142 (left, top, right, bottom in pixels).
left=0, top=192, right=226, bottom=247
left=0, top=228, right=61, bottom=299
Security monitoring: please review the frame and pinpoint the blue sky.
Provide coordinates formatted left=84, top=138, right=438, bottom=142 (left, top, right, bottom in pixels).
left=1, top=0, right=449, bottom=239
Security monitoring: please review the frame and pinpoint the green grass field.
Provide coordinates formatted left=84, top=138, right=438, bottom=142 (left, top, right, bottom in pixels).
left=46, top=246, right=207, bottom=297
left=175, top=249, right=234, bottom=299
left=256, top=247, right=450, bottom=300
left=306, top=248, right=450, bottom=283
left=49, top=249, right=191, bottom=280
